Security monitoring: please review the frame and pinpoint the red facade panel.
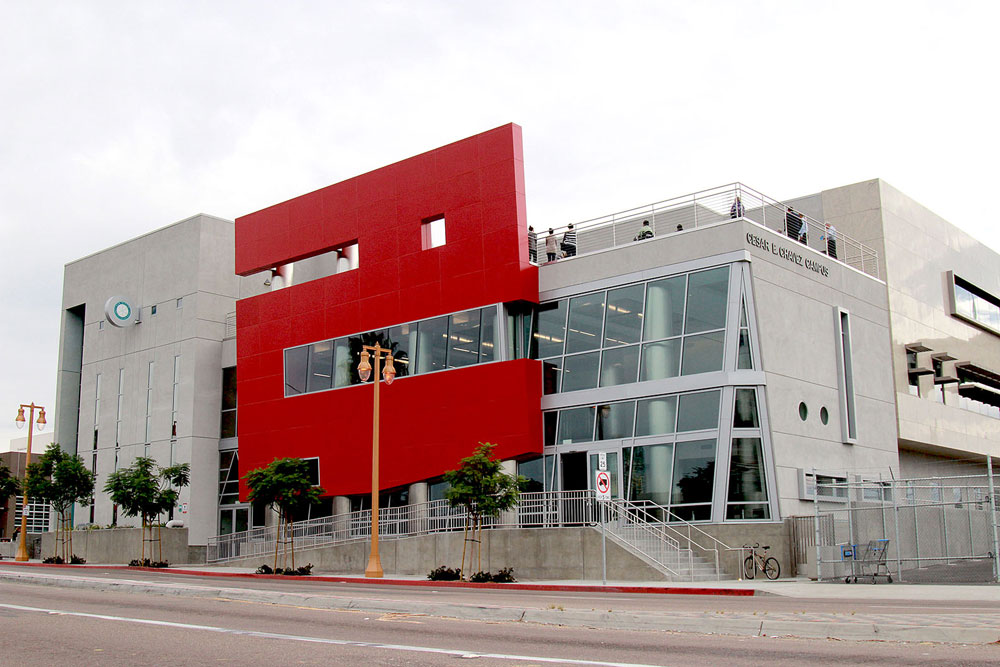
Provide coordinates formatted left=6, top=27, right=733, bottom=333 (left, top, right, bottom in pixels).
left=235, top=124, right=542, bottom=498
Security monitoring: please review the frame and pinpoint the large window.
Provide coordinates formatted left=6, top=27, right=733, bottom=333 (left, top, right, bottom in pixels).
left=220, top=366, right=237, bottom=439
left=284, top=306, right=498, bottom=397
left=951, top=273, right=1000, bottom=336
left=549, top=384, right=774, bottom=523
left=835, top=308, right=857, bottom=443
left=533, top=266, right=730, bottom=394
left=14, top=497, right=51, bottom=533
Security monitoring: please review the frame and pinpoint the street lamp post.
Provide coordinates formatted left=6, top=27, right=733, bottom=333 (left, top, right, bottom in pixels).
left=357, top=342, right=396, bottom=578
left=14, top=403, right=46, bottom=561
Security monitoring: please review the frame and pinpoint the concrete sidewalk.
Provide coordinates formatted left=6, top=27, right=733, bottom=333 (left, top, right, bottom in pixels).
left=7, top=559, right=1000, bottom=601
left=3, top=561, right=1000, bottom=644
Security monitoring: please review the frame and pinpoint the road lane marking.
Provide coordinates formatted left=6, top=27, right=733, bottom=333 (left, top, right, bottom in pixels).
left=0, top=602, right=667, bottom=667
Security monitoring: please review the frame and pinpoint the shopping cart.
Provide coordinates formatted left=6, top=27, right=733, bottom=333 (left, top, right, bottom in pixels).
left=845, top=538, right=893, bottom=584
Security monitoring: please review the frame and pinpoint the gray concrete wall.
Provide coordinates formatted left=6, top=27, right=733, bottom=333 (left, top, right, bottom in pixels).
left=745, top=218, right=900, bottom=518
left=218, top=527, right=672, bottom=581
left=40, top=527, right=195, bottom=564
left=56, top=214, right=239, bottom=546
left=817, top=179, right=1000, bottom=461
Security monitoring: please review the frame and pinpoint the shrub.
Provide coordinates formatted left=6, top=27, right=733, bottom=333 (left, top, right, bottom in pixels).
left=130, top=558, right=169, bottom=568
left=42, top=555, right=64, bottom=564
left=256, top=562, right=313, bottom=576
left=492, top=567, right=516, bottom=583
left=70, top=555, right=87, bottom=564
left=427, top=566, right=462, bottom=581
left=469, top=568, right=517, bottom=583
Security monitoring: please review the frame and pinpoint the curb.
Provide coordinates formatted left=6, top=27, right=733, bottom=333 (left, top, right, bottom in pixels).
left=0, top=561, right=757, bottom=596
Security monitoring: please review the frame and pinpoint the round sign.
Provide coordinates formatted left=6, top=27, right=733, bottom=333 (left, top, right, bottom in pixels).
left=595, top=470, right=611, bottom=498
left=105, top=295, right=139, bottom=327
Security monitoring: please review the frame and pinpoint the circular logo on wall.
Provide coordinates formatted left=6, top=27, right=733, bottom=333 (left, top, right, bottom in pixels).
left=105, top=295, right=139, bottom=327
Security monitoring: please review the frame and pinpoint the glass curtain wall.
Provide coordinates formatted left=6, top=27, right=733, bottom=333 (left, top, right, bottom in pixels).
left=284, top=306, right=499, bottom=397
left=532, top=266, right=730, bottom=394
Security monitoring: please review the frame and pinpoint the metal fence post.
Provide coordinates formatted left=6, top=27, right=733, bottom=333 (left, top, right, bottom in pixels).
left=813, top=469, right=823, bottom=581
left=988, top=456, right=1000, bottom=583
left=942, top=487, right=950, bottom=564
left=893, top=483, right=903, bottom=581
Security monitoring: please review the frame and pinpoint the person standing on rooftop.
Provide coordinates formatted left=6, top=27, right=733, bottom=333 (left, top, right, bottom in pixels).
left=822, top=223, right=838, bottom=259
left=634, top=220, right=654, bottom=241
left=785, top=207, right=804, bottom=241
left=561, top=224, right=577, bottom=258
left=528, top=225, right=538, bottom=263
left=730, top=196, right=745, bottom=219
left=545, top=228, right=558, bottom=262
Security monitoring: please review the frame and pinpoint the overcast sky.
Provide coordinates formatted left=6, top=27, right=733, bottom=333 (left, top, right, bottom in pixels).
left=2, top=1, right=998, bottom=447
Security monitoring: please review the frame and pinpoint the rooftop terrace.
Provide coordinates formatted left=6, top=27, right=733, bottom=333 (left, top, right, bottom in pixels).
left=541, top=183, right=880, bottom=279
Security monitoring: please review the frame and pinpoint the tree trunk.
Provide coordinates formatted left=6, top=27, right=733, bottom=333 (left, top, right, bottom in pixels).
left=274, top=512, right=282, bottom=572
left=477, top=515, right=483, bottom=574
left=158, top=523, right=163, bottom=563
left=53, top=510, right=60, bottom=560
left=460, top=517, right=469, bottom=580
left=288, top=511, right=295, bottom=571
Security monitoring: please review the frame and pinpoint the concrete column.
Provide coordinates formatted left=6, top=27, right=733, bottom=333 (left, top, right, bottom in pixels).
left=333, top=496, right=351, bottom=539
left=501, top=460, right=518, bottom=528
left=408, top=482, right=429, bottom=535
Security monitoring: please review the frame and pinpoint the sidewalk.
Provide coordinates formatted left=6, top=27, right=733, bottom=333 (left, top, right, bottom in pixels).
left=2, top=561, right=999, bottom=644
left=6, top=559, right=1000, bottom=601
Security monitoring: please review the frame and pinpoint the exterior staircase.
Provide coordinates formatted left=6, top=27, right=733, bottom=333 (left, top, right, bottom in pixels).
left=600, top=499, right=734, bottom=581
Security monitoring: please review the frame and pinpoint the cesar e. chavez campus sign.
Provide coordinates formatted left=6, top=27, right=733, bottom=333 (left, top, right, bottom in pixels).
left=746, top=231, right=830, bottom=278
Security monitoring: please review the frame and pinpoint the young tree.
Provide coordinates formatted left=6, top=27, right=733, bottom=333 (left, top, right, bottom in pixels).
left=0, top=462, right=20, bottom=538
left=244, top=457, right=325, bottom=572
left=24, top=443, right=95, bottom=560
left=443, top=442, right=526, bottom=579
left=104, top=457, right=190, bottom=563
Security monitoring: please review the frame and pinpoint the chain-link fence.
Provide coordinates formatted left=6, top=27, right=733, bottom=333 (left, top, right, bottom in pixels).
left=811, top=473, right=1000, bottom=583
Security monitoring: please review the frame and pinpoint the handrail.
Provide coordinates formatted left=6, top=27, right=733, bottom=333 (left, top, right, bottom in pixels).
left=536, top=182, right=880, bottom=279
left=205, top=491, right=735, bottom=580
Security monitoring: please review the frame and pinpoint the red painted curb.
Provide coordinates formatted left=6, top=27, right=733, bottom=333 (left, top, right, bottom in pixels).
left=1, top=561, right=756, bottom=596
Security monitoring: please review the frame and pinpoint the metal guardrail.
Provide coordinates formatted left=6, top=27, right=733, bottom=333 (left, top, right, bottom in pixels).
left=206, top=491, right=726, bottom=580
left=539, top=183, right=880, bottom=279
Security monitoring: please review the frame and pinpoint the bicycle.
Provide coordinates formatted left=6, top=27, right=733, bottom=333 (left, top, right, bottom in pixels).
left=742, top=543, right=780, bottom=580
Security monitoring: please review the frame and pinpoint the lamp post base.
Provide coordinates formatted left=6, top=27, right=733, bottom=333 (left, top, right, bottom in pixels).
left=15, top=540, right=28, bottom=562
left=364, top=554, right=384, bottom=578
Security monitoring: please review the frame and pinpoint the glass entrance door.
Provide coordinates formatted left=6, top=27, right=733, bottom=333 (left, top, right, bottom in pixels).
left=219, top=505, right=249, bottom=535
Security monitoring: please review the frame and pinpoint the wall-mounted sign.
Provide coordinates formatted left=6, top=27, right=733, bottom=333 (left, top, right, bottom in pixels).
left=595, top=470, right=611, bottom=500
left=746, top=232, right=830, bottom=278
left=104, top=295, right=140, bottom=327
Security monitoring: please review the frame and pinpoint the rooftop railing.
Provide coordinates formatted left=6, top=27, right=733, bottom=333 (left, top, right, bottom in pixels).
left=538, top=183, right=880, bottom=279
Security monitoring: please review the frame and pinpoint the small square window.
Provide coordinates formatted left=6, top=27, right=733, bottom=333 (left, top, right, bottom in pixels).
left=151, top=304, right=157, bottom=316
left=176, top=297, right=183, bottom=308
left=421, top=216, right=446, bottom=250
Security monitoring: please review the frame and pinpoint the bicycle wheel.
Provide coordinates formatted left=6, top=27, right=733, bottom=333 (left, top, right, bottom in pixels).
left=763, top=557, right=780, bottom=580
left=743, top=556, right=755, bottom=579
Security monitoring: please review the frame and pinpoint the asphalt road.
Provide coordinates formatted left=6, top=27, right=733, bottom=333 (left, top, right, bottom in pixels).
left=1, top=575, right=999, bottom=665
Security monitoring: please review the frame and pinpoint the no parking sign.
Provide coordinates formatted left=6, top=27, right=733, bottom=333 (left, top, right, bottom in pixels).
left=595, top=470, right=611, bottom=500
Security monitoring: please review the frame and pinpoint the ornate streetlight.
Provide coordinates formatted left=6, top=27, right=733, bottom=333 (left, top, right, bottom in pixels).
left=14, top=403, right=46, bottom=561
left=357, top=342, right=395, bottom=578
